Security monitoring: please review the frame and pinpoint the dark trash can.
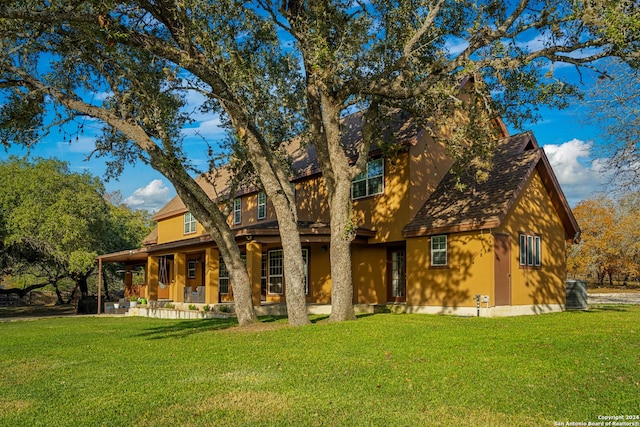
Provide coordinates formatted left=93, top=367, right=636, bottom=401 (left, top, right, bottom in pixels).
left=566, top=280, right=588, bottom=310
left=77, top=296, right=98, bottom=314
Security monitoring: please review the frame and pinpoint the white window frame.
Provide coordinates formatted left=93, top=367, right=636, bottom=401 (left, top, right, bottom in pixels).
left=268, top=250, right=284, bottom=295
left=187, top=260, right=197, bottom=279
left=431, top=235, right=448, bottom=266
left=351, top=158, right=384, bottom=200
left=184, top=212, right=197, bottom=234
left=520, top=234, right=542, bottom=267
left=257, top=192, right=267, bottom=220
left=233, top=198, right=241, bottom=225
left=218, top=257, right=229, bottom=294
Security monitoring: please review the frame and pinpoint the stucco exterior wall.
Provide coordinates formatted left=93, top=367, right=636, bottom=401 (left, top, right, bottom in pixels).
left=498, top=170, right=567, bottom=308
left=352, top=244, right=387, bottom=304
left=406, top=232, right=494, bottom=309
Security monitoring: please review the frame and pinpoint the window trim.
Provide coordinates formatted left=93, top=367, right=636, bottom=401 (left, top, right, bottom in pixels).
left=183, top=212, right=197, bottom=235
left=430, top=235, right=448, bottom=267
left=218, top=257, right=229, bottom=294
left=268, top=249, right=284, bottom=295
left=351, top=158, right=384, bottom=200
left=233, top=198, right=242, bottom=225
left=257, top=192, right=267, bottom=220
left=519, top=233, right=542, bottom=267
left=187, top=260, right=197, bottom=279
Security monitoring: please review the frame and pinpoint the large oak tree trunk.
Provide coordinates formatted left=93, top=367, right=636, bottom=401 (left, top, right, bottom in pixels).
left=328, top=182, right=357, bottom=322
left=231, top=122, right=310, bottom=327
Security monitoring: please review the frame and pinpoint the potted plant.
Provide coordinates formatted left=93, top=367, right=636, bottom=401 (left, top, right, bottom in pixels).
left=128, top=296, right=138, bottom=308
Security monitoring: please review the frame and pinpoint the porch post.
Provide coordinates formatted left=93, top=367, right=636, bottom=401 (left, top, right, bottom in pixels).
left=205, top=247, right=219, bottom=304
left=148, top=256, right=159, bottom=301
left=174, top=253, right=186, bottom=302
left=246, top=241, right=262, bottom=307
left=97, top=257, right=102, bottom=315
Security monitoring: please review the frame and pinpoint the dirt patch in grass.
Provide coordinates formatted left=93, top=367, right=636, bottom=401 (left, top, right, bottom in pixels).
left=198, top=390, right=291, bottom=422
left=0, top=399, right=32, bottom=414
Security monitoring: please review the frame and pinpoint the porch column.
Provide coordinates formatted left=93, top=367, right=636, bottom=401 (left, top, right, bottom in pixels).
left=148, top=256, right=159, bottom=301
left=124, top=265, right=133, bottom=297
left=174, top=253, right=186, bottom=302
left=246, top=241, right=262, bottom=307
left=97, top=258, right=102, bottom=315
left=205, top=247, right=220, bottom=304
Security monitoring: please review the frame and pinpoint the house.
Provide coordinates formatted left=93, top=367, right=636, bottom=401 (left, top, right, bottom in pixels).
left=98, top=113, right=579, bottom=317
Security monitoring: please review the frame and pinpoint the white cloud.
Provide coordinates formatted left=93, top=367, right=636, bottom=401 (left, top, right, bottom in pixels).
left=543, top=139, right=611, bottom=206
left=444, top=37, right=469, bottom=56
left=124, top=179, right=173, bottom=212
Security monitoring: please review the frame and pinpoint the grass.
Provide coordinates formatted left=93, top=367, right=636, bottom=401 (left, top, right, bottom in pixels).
left=0, top=308, right=639, bottom=427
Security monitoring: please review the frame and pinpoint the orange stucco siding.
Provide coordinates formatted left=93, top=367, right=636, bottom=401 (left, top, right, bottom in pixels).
left=406, top=232, right=494, bottom=308
left=157, top=213, right=206, bottom=244
left=498, top=170, right=567, bottom=307
left=352, top=244, right=387, bottom=304
left=408, top=132, right=454, bottom=218
left=405, top=168, right=568, bottom=310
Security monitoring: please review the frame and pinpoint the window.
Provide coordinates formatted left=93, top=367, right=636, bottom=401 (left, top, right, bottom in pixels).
left=268, top=250, right=284, bottom=294
left=391, top=250, right=406, bottom=298
left=257, top=192, right=267, bottom=220
left=187, top=260, right=196, bottom=279
left=218, top=257, right=229, bottom=294
left=233, top=198, right=241, bottom=225
left=520, top=234, right=541, bottom=266
left=184, top=212, right=197, bottom=234
left=261, top=253, right=267, bottom=299
left=431, top=235, right=447, bottom=266
left=351, top=158, right=384, bottom=199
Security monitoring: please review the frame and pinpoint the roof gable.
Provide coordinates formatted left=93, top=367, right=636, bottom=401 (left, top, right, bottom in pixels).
left=403, top=132, right=580, bottom=239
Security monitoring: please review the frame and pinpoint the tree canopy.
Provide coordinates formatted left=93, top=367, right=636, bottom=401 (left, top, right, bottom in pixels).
left=581, top=60, right=640, bottom=191
left=0, top=157, right=153, bottom=302
left=1, top=0, right=639, bottom=321
left=568, top=193, right=640, bottom=286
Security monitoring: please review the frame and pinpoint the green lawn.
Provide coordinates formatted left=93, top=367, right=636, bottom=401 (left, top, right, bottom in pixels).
left=1, top=307, right=639, bottom=427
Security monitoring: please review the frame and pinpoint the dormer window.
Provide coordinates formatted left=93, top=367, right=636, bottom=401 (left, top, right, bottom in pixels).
left=184, top=212, right=197, bottom=234
left=351, top=158, right=384, bottom=199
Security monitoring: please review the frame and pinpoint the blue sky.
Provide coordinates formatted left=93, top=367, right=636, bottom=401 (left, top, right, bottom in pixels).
left=0, top=96, right=610, bottom=212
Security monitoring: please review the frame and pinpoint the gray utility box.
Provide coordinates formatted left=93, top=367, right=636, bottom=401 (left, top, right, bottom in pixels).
left=566, top=280, right=588, bottom=310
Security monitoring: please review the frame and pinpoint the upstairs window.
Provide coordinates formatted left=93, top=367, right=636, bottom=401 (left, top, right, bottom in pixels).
left=431, top=235, right=448, bottom=266
left=519, top=234, right=541, bottom=267
left=184, top=212, right=197, bottom=234
left=233, top=198, right=242, bottom=225
left=257, top=192, right=267, bottom=220
left=351, top=158, right=384, bottom=199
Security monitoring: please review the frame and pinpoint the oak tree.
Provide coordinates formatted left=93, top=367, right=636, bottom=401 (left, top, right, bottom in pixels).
left=0, top=157, right=153, bottom=303
left=2, top=0, right=639, bottom=322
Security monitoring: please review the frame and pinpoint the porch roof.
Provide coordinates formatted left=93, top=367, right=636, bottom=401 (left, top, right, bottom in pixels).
left=96, top=248, right=149, bottom=263
left=146, top=221, right=375, bottom=254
